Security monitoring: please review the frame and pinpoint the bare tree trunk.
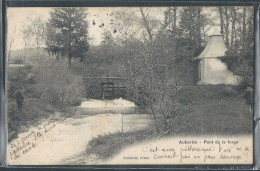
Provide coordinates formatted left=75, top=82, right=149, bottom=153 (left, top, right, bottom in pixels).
left=68, top=56, right=72, bottom=67
left=8, top=27, right=16, bottom=66
left=234, top=9, right=237, bottom=48
left=68, top=13, right=72, bottom=67
left=168, top=7, right=172, bottom=31
left=8, top=44, right=14, bottom=66
left=173, top=7, right=177, bottom=30
left=242, top=7, right=247, bottom=51
left=159, top=93, right=169, bottom=131
left=224, top=7, right=229, bottom=47
left=231, top=7, right=236, bottom=47
left=149, top=101, right=159, bottom=133
left=173, top=7, right=177, bottom=38
left=7, top=50, right=11, bottom=67
left=197, top=8, right=202, bottom=46
left=139, top=8, right=153, bottom=42
left=218, top=7, right=224, bottom=34
left=24, top=43, right=27, bottom=65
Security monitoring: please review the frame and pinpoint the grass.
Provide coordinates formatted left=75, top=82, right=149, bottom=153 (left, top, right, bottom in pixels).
left=172, top=85, right=252, bottom=135
left=170, top=96, right=252, bottom=135
left=86, top=129, right=156, bottom=159
left=85, top=85, right=253, bottom=160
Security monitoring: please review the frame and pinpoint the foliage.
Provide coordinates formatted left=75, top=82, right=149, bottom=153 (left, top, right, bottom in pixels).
left=112, top=8, right=161, bottom=43
left=8, top=65, right=38, bottom=98
left=46, top=7, right=89, bottom=66
left=84, top=79, right=103, bottom=99
left=86, top=129, right=155, bottom=159
left=162, top=7, right=209, bottom=85
left=122, top=33, right=190, bottom=132
left=36, top=61, right=86, bottom=106
left=20, top=16, right=47, bottom=63
left=28, top=17, right=46, bottom=50
left=8, top=99, right=56, bottom=142
left=178, top=7, right=209, bottom=56
left=217, top=7, right=254, bottom=90
left=221, top=45, right=254, bottom=91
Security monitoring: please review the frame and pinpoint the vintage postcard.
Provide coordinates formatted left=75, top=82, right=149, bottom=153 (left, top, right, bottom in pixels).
left=6, top=6, right=254, bottom=165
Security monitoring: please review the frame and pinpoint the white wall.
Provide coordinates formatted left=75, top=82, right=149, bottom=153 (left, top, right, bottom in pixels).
left=198, top=58, right=239, bottom=85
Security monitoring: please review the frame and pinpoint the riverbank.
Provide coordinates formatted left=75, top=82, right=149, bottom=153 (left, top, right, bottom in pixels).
left=8, top=98, right=76, bottom=142
left=7, top=98, right=153, bottom=165
left=85, top=128, right=156, bottom=160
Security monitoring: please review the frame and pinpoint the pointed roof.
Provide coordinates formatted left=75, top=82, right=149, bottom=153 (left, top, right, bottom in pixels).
left=196, top=31, right=227, bottom=59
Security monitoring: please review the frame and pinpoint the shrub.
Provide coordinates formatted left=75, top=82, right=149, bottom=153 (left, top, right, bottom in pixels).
left=86, top=129, right=155, bottom=159
left=37, top=61, right=86, bottom=106
left=8, top=98, right=56, bottom=142
left=8, top=65, right=38, bottom=98
left=85, top=79, right=103, bottom=99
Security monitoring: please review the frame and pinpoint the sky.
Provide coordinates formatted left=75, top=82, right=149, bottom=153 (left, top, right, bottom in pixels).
left=7, top=7, right=218, bottom=50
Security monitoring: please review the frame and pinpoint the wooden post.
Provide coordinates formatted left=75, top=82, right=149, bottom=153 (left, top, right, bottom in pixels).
left=122, top=114, right=123, bottom=133
left=102, top=88, right=105, bottom=100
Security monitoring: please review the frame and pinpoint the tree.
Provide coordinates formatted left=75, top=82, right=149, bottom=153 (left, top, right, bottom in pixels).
left=224, top=7, right=230, bottom=47
left=178, top=7, right=208, bottom=56
left=171, top=7, right=210, bottom=85
left=163, top=7, right=178, bottom=37
left=230, top=7, right=237, bottom=47
left=21, top=25, right=32, bottom=65
left=101, top=30, right=114, bottom=45
left=139, top=8, right=153, bottom=42
left=218, top=7, right=224, bottom=34
left=123, top=33, right=187, bottom=133
left=220, top=6, right=254, bottom=90
left=30, top=16, right=46, bottom=58
left=7, top=26, right=16, bottom=66
left=242, top=7, right=246, bottom=51
left=46, top=7, right=89, bottom=66
left=112, top=8, right=161, bottom=44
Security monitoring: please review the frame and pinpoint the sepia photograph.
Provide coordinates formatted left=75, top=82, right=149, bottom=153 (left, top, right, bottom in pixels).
left=6, top=6, right=254, bottom=165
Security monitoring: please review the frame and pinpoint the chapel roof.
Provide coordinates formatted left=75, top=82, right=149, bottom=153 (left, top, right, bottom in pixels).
left=196, top=30, right=227, bottom=59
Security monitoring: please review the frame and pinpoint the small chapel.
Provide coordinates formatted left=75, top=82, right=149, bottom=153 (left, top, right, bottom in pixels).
left=194, top=31, right=239, bottom=85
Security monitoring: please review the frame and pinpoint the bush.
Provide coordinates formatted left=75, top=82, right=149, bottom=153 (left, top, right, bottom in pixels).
left=222, top=48, right=253, bottom=92
left=8, top=98, right=57, bottom=142
left=85, top=79, right=103, bottom=99
left=37, top=61, right=86, bottom=106
left=179, top=85, right=240, bottom=104
left=86, top=129, right=155, bottom=159
left=8, top=65, right=38, bottom=98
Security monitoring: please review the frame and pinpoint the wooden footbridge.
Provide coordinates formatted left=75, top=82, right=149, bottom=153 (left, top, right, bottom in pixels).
left=82, top=75, right=127, bottom=99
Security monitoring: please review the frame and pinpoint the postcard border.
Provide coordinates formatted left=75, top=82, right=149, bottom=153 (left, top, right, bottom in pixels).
left=1, top=0, right=260, bottom=170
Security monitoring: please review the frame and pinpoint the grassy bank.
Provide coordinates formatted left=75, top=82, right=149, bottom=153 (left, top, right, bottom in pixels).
left=86, top=85, right=253, bottom=160
left=8, top=98, right=78, bottom=142
left=86, top=129, right=156, bottom=159
left=8, top=98, right=54, bottom=142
